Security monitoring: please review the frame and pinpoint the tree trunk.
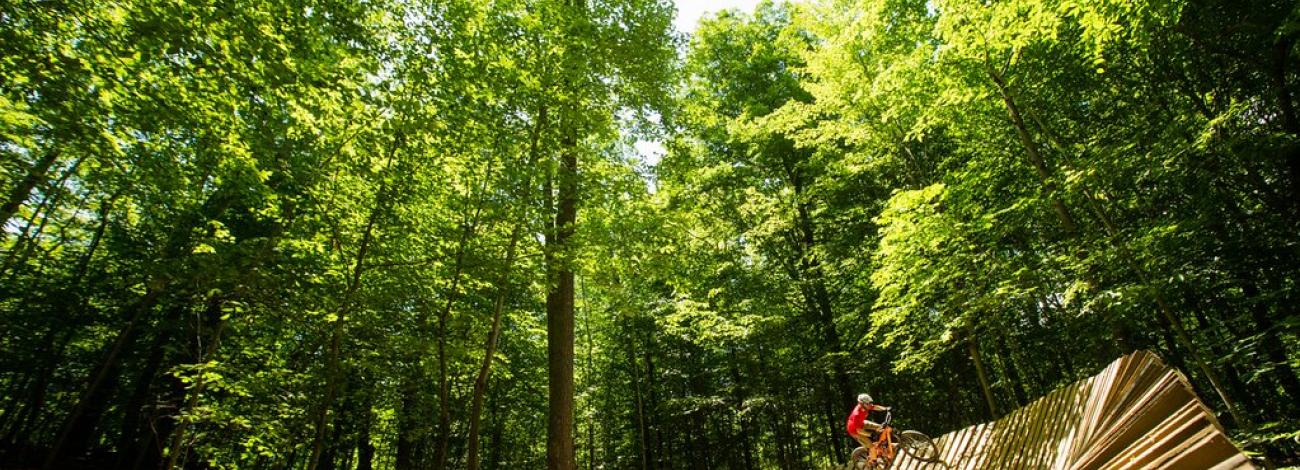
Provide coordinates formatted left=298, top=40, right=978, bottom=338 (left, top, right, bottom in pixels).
left=466, top=224, right=523, bottom=470
left=986, top=66, right=1079, bottom=233
left=4, top=196, right=112, bottom=457
left=1020, top=81, right=1251, bottom=425
left=2, top=153, right=88, bottom=281
left=357, top=394, right=376, bottom=470
left=44, top=174, right=236, bottom=468
left=642, top=331, right=663, bottom=470
left=71, top=195, right=115, bottom=288
left=546, top=130, right=578, bottom=470
left=114, top=326, right=172, bottom=470
left=967, top=327, right=998, bottom=418
left=0, top=149, right=60, bottom=228
left=1241, top=282, right=1300, bottom=402
left=395, top=377, right=422, bottom=470
left=581, top=279, right=597, bottom=470
left=1190, top=304, right=1265, bottom=414
left=782, top=161, right=853, bottom=461
left=993, top=332, right=1029, bottom=407
left=319, top=399, right=346, bottom=470
left=779, top=241, right=845, bottom=462
left=42, top=285, right=166, bottom=469
left=629, top=338, right=650, bottom=470
left=1269, top=36, right=1300, bottom=209
left=307, top=175, right=386, bottom=470
left=1083, top=184, right=1251, bottom=426
left=819, top=384, right=838, bottom=460
left=1, top=181, right=58, bottom=277
left=1, top=327, right=71, bottom=447
left=164, top=304, right=228, bottom=470
left=488, top=390, right=503, bottom=470
left=946, top=354, right=963, bottom=427
left=433, top=200, right=488, bottom=470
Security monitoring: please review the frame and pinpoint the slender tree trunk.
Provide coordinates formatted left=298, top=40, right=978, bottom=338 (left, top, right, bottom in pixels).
left=1083, top=183, right=1250, bottom=425
left=1269, top=36, right=1300, bottom=208
left=71, top=195, right=115, bottom=286
left=433, top=196, right=489, bottom=470
left=993, top=332, right=1028, bottom=406
left=986, top=66, right=1079, bottom=233
left=2, top=153, right=86, bottom=279
left=164, top=305, right=228, bottom=470
left=42, top=285, right=166, bottom=469
left=1151, top=290, right=1249, bottom=425
left=774, top=410, right=797, bottom=470
left=0, top=328, right=70, bottom=446
left=819, top=384, right=837, bottom=460
left=488, top=390, right=503, bottom=470
left=466, top=224, right=523, bottom=470
left=395, top=377, right=421, bottom=470
left=629, top=338, right=650, bottom=470
left=2, top=194, right=109, bottom=450
left=470, top=104, right=546, bottom=470
left=1075, top=200, right=1249, bottom=425
left=114, top=326, right=171, bottom=470
left=781, top=163, right=854, bottom=461
left=469, top=111, right=546, bottom=470
left=308, top=283, right=354, bottom=470
left=1241, top=283, right=1300, bottom=401
left=155, top=208, right=289, bottom=467
left=643, top=332, right=663, bottom=470
left=44, top=176, right=236, bottom=467
left=357, top=394, right=376, bottom=470
left=547, top=128, right=578, bottom=470
left=966, top=327, right=998, bottom=418
left=946, top=354, right=963, bottom=427
left=307, top=178, right=385, bottom=470
left=726, top=348, right=755, bottom=470
left=1, top=183, right=57, bottom=276
left=0, top=377, right=36, bottom=439
left=433, top=271, right=459, bottom=470
left=1018, top=81, right=1251, bottom=424
left=686, top=411, right=702, bottom=470
left=0, top=149, right=60, bottom=228
left=1190, top=305, right=1265, bottom=414
left=0, top=345, right=36, bottom=423
left=319, top=397, right=346, bottom=470
left=579, top=277, right=598, bottom=470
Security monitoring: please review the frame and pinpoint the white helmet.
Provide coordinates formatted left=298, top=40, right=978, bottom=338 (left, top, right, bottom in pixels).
left=857, top=393, right=873, bottom=405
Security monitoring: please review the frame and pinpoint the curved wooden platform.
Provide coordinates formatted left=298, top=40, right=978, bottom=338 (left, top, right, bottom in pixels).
left=890, top=350, right=1255, bottom=470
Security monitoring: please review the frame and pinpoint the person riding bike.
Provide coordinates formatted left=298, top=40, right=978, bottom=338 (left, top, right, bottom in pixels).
left=846, top=393, right=891, bottom=447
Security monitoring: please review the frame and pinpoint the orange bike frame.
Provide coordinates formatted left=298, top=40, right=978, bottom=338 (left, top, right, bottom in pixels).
left=868, top=426, right=896, bottom=463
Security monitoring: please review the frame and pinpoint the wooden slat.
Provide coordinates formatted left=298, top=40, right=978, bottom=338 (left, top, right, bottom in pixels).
left=872, top=351, right=1257, bottom=470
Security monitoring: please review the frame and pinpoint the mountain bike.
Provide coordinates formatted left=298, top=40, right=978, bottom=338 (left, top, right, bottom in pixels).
left=847, top=411, right=943, bottom=469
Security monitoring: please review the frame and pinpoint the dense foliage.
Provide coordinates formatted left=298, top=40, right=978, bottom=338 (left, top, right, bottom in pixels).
left=0, top=0, right=1296, bottom=468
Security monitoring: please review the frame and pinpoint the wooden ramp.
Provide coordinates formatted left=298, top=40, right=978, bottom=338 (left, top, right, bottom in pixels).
left=891, top=350, right=1255, bottom=470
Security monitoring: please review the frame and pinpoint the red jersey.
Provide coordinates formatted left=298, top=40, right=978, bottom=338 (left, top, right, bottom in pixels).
left=846, top=403, right=883, bottom=435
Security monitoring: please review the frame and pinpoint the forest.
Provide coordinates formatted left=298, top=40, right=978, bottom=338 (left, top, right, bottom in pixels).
left=1, top=0, right=1298, bottom=468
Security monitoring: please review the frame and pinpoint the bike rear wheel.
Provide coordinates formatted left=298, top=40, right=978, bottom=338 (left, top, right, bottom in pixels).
left=897, top=430, right=941, bottom=463
left=848, top=447, right=869, bottom=469
left=849, top=446, right=892, bottom=470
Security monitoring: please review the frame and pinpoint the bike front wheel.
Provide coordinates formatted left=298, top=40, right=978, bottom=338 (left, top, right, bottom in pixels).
left=897, top=430, right=941, bottom=463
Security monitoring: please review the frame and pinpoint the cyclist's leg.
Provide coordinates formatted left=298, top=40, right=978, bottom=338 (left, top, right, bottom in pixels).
left=862, top=421, right=882, bottom=434
left=860, top=424, right=884, bottom=461
left=852, top=430, right=873, bottom=448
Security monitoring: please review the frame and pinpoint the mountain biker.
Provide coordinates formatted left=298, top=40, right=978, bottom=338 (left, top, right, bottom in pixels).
left=846, top=393, right=891, bottom=447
